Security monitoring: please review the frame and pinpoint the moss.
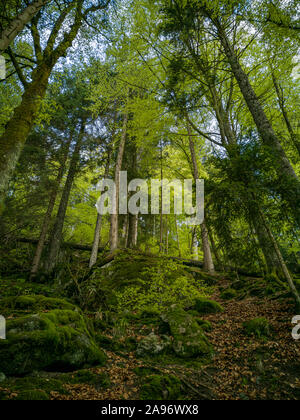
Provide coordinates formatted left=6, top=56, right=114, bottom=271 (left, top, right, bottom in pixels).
left=0, top=276, right=56, bottom=299
left=136, top=333, right=172, bottom=357
left=161, top=305, right=212, bottom=358
left=185, top=268, right=217, bottom=285
left=196, top=319, right=212, bottom=331
left=0, top=376, right=68, bottom=401
left=220, top=288, right=237, bottom=300
left=62, top=369, right=111, bottom=388
left=194, top=298, right=224, bottom=315
left=230, top=280, right=246, bottom=290
left=12, top=390, right=50, bottom=400
left=140, top=374, right=182, bottom=400
left=133, top=366, right=160, bottom=377
left=0, top=294, right=77, bottom=317
left=83, top=250, right=210, bottom=313
left=243, top=318, right=271, bottom=338
left=0, top=309, right=106, bottom=375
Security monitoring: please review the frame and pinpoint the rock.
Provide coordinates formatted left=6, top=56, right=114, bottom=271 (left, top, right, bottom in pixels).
left=0, top=295, right=77, bottom=317
left=220, top=288, right=237, bottom=300
left=140, top=374, right=182, bottom=400
left=160, top=305, right=212, bottom=358
left=243, top=318, right=271, bottom=338
left=193, top=297, right=224, bottom=315
left=196, top=319, right=212, bottom=331
left=136, top=332, right=172, bottom=356
left=0, top=309, right=106, bottom=375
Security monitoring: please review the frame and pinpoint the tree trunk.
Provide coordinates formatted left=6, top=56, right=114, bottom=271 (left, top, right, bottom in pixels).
left=0, top=0, right=49, bottom=53
left=45, top=123, right=85, bottom=274
left=30, top=138, right=71, bottom=277
left=159, top=142, right=164, bottom=253
left=110, top=111, right=128, bottom=251
left=186, top=118, right=215, bottom=273
left=251, top=209, right=282, bottom=275
left=201, top=222, right=215, bottom=272
left=165, top=216, right=169, bottom=255
left=259, top=209, right=300, bottom=306
left=214, top=21, right=300, bottom=222
left=0, top=63, right=52, bottom=209
left=207, top=226, right=223, bottom=270
left=89, top=151, right=111, bottom=268
left=0, top=1, right=88, bottom=211
left=128, top=214, right=138, bottom=249
left=175, top=215, right=181, bottom=257
left=191, top=227, right=199, bottom=261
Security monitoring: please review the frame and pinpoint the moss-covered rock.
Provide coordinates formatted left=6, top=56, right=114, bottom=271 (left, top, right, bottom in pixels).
left=196, top=319, right=212, bottom=332
left=160, top=305, right=212, bottom=358
left=243, top=318, right=271, bottom=338
left=0, top=376, right=68, bottom=401
left=82, top=250, right=210, bottom=313
left=12, top=390, right=50, bottom=400
left=140, top=374, right=182, bottom=400
left=62, top=369, right=111, bottom=389
left=136, top=333, right=172, bottom=357
left=193, top=298, right=224, bottom=315
left=220, top=288, right=237, bottom=300
left=0, top=309, right=106, bottom=375
left=0, top=294, right=77, bottom=317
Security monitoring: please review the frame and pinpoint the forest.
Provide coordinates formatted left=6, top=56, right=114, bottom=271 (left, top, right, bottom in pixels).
left=0, top=0, right=299, bottom=402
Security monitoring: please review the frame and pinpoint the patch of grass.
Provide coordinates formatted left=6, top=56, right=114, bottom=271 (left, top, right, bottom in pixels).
left=243, top=318, right=271, bottom=339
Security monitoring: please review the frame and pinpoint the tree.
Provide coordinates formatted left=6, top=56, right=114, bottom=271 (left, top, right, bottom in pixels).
left=0, top=0, right=50, bottom=53
left=0, top=0, right=111, bottom=210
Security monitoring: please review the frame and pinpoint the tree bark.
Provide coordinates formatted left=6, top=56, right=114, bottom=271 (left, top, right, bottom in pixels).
left=0, top=0, right=49, bottom=53
left=191, top=227, right=199, bottom=261
left=45, top=122, right=85, bottom=274
left=30, top=138, right=71, bottom=277
left=110, top=111, right=128, bottom=251
left=128, top=214, right=138, bottom=249
left=0, top=62, right=52, bottom=208
left=207, top=225, right=223, bottom=270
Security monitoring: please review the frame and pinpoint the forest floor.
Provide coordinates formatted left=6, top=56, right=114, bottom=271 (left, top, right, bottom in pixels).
left=0, top=272, right=299, bottom=401
left=50, top=278, right=300, bottom=401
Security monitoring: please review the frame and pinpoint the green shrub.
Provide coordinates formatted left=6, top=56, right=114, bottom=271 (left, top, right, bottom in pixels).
left=194, top=298, right=224, bottom=314
left=220, top=288, right=237, bottom=300
left=243, top=318, right=271, bottom=338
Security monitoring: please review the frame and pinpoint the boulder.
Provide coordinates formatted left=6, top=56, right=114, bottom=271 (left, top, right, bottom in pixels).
left=193, top=297, right=224, bottom=315
left=160, top=305, right=212, bottom=358
left=0, top=295, right=77, bottom=317
left=0, top=309, right=106, bottom=375
left=136, top=332, right=172, bottom=356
